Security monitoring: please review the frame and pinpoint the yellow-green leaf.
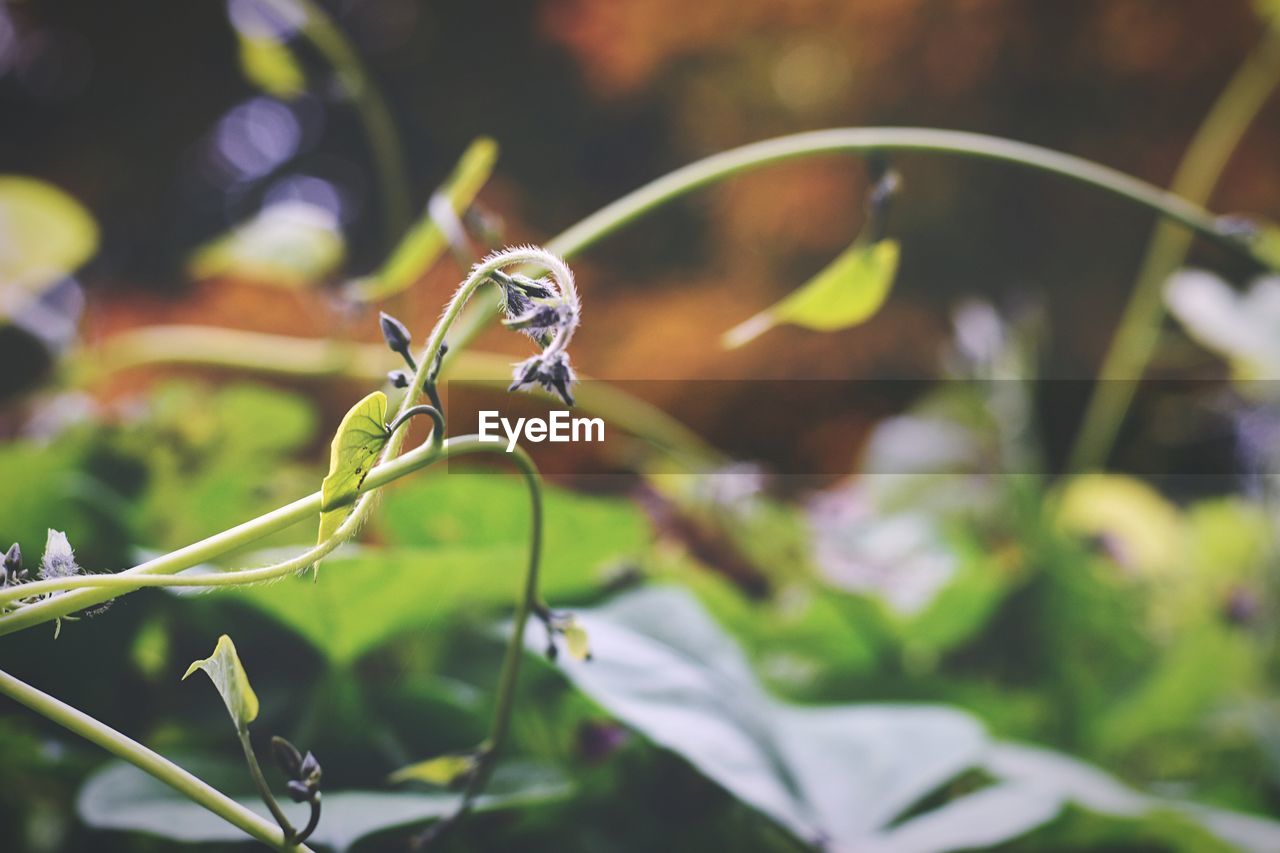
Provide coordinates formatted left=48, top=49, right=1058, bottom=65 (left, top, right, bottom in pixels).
left=1055, top=474, right=1183, bottom=575
left=182, top=635, right=259, bottom=730
left=1250, top=220, right=1280, bottom=271
left=189, top=201, right=344, bottom=288
left=722, top=239, right=900, bottom=349
left=317, top=391, right=390, bottom=550
left=345, top=137, right=498, bottom=302
left=0, top=176, right=98, bottom=311
left=563, top=618, right=591, bottom=661
left=237, top=35, right=306, bottom=98
left=388, top=753, right=477, bottom=787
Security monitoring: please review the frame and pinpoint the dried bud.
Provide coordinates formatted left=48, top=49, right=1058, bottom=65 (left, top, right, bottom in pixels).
left=509, top=351, right=575, bottom=406
left=497, top=273, right=554, bottom=319
left=379, top=312, right=414, bottom=362
left=1, top=543, right=25, bottom=587
left=387, top=369, right=411, bottom=389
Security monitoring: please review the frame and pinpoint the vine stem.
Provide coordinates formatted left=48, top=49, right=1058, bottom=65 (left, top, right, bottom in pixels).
left=409, top=441, right=544, bottom=849
left=239, top=728, right=297, bottom=842
left=0, top=668, right=312, bottom=853
left=1069, top=27, right=1280, bottom=472
left=447, top=126, right=1250, bottom=351
left=261, top=0, right=410, bottom=238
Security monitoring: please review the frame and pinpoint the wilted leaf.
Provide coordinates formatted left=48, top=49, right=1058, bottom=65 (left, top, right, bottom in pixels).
left=345, top=137, right=499, bottom=301
left=189, top=201, right=344, bottom=288
left=182, top=635, right=259, bottom=730
left=389, top=752, right=477, bottom=787
left=723, top=239, right=900, bottom=348
left=318, top=391, right=389, bottom=545
left=0, top=175, right=98, bottom=313
left=77, top=757, right=571, bottom=853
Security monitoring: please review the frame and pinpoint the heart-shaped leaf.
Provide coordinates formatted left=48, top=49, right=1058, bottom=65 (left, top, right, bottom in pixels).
left=182, top=635, right=259, bottom=731
left=723, top=239, right=900, bottom=348
left=318, top=391, right=389, bottom=545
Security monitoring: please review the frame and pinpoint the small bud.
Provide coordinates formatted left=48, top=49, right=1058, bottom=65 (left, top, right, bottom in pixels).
left=299, top=751, right=322, bottom=786
left=379, top=312, right=415, bottom=365
left=39, top=530, right=80, bottom=580
left=4, top=543, right=21, bottom=570
left=387, top=369, right=411, bottom=389
left=286, top=779, right=313, bottom=803
left=509, top=351, right=576, bottom=406
left=271, top=736, right=304, bottom=779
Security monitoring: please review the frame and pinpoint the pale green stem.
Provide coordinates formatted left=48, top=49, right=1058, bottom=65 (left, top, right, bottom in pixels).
left=71, top=328, right=718, bottom=466
left=239, top=728, right=297, bottom=842
left=447, top=126, right=1249, bottom=351
left=0, top=432, right=441, bottom=632
left=0, top=668, right=311, bottom=852
left=1069, top=28, right=1280, bottom=472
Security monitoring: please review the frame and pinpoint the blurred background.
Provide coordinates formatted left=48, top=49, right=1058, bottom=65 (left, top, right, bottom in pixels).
left=4, top=1, right=1280, bottom=851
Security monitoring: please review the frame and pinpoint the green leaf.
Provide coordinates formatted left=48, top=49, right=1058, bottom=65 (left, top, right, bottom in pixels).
left=344, top=137, right=499, bottom=302
left=182, top=635, right=259, bottom=730
left=227, top=477, right=647, bottom=666
left=236, top=35, right=305, bottom=98
left=723, top=239, right=899, bottom=348
left=532, top=585, right=987, bottom=846
left=0, top=175, right=98, bottom=313
left=389, top=752, right=477, bottom=787
left=77, top=757, right=572, bottom=853
left=189, top=201, right=344, bottom=288
left=1250, top=220, right=1280, bottom=270
left=318, top=391, right=389, bottom=546
left=535, top=587, right=1280, bottom=850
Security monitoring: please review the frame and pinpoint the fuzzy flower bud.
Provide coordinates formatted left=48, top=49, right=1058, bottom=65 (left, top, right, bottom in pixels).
left=509, top=351, right=576, bottom=406
left=39, top=530, right=80, bottom=580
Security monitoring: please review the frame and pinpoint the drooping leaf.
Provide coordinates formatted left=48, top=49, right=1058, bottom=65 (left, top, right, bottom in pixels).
left=236, top=35, right=305, bottom=98
left=344, top=137, right=499, bottom=302
left=77, top=757, right=571, bottom=853
left=722, top=239, right=900, bottom=348
left=182, top=635, right=259, bottom=730
left=0, top=175, right=98, bottom=312
left=531, top=586, right=1280, bottom=851
left=318, top=391, right=389, bottom=545
left=189, top=201, right=344, bottom=288
left=389, top=752, right=477, bottom=787
left=529, top=585, right=987, bottom=846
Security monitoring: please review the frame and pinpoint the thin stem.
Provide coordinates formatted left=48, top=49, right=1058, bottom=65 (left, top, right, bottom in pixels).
left=388, top=405, right=445, bottom=448
left=1069, top=28, right=1280, bottom=472
left=0, top=668, right=311, bottom=852
left=297, top=798, right=321, bottom=845
left=239, top=728, right=297, bottom=842
left=447, top=126, right=1251, bottom=351
left=410, top=439, right=544, bottom=847
left=262, top=0, right=410, bottom=239
left=0, top=432, right=444, bottom=632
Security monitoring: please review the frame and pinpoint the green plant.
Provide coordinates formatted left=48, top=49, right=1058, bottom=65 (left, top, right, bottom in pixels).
left=6, top=10, right=1280, bottom=850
